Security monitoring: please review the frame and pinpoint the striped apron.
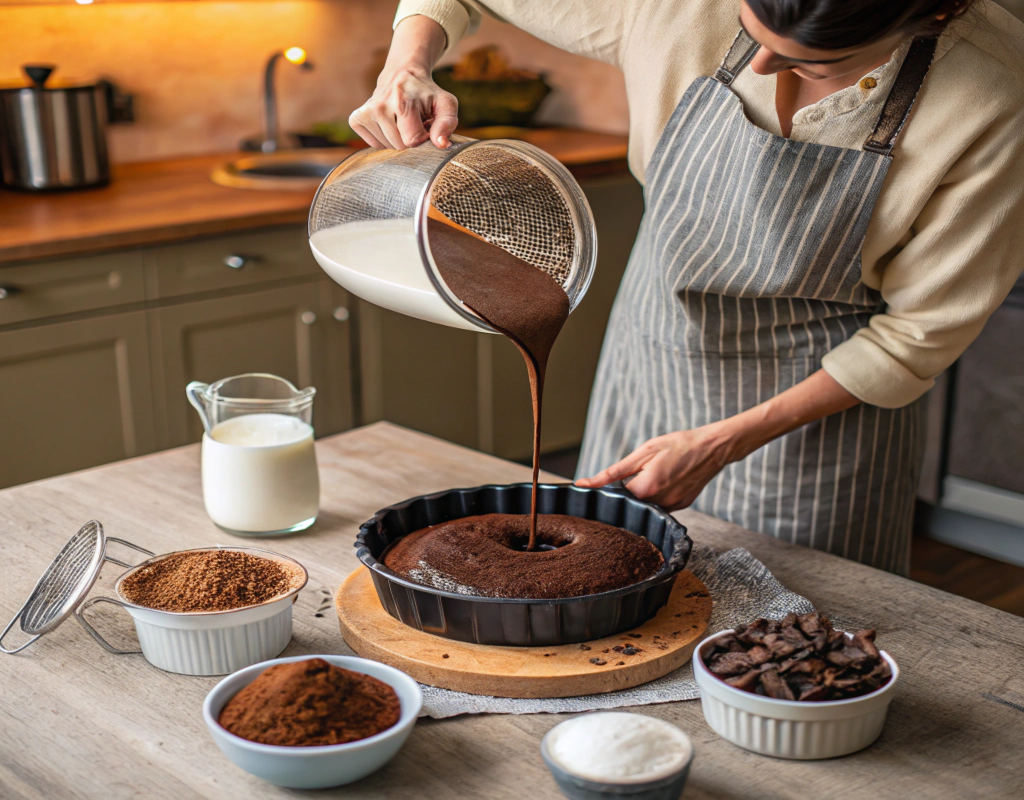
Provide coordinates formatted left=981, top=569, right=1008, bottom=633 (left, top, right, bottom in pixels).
left=578, top=32, right=937, bottom=575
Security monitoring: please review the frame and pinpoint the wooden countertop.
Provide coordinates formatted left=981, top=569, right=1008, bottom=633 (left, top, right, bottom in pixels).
left=1, top=421, right=1022, bottom=798
left=0, top=128, right=629, bottom=266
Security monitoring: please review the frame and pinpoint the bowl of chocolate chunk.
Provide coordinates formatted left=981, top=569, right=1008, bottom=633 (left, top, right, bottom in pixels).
left=693, top=612, right=899, bottom=760
left=75, top=546, right=307, bottom=676
left=354, top=482, right=692, bottom=646
left=203, top=655, right=422, bottom=789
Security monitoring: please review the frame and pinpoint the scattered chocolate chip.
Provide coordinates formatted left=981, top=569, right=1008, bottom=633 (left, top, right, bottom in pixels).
left=579, top=644, right=591, bottom=651
left=627, top=633, right=642, bottom=639
left=672, top=631, right=681, bottom=636
left=601, top=648, right=610, bottom=654
left=616, top=661, right=625, bottom=666
left=623, top=645, right=641, bottom=656
left=653, top=635, right=661, bottom=640
left=612, top=645, right=625, bottom=653
left=589, top=658, right=607, bottom=666
left=674, top=614, right=682, bottom=618
left=442, top=654, right=449, bottom=659
left=705, top=613, right=890, bottom=702
left=314, top=613, right=323, bottom=618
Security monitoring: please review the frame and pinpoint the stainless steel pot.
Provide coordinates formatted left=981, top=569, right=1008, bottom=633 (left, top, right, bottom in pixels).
left=0, top=65, right=109, bottom=191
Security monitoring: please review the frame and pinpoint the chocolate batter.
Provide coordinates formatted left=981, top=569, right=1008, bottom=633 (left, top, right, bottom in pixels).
left=428, top=217, right=569, bottom=549
left=383, top=514, right=664, bottom=599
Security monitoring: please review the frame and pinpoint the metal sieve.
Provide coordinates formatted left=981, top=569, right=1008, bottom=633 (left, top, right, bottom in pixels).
left=307, top=136, right=597, bottom=333
left=0, top=520, right=152, bottom=654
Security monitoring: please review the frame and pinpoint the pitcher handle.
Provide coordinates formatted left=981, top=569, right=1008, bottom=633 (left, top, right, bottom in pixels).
left=74, top=597, right=142, bottom=655
left=186, top=381, right=212, bottom=434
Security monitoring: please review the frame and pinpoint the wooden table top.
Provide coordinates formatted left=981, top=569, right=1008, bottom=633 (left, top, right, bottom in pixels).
left=0, top=422, right=1021, bottom=799
left=0, top=128, right=629, bottom=266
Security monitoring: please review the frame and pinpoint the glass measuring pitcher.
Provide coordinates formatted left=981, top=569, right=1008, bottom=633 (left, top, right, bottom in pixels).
left=186, top=374, right=319, bottom=536
left=307, top=136, right=597, bottom=333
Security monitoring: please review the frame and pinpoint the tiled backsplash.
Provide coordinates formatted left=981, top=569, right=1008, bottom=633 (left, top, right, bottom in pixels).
left=4, top=0, right=628, bottom=164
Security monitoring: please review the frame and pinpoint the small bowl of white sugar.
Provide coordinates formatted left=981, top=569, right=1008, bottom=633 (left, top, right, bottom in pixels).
left=540, top=712, right=693, bottom=800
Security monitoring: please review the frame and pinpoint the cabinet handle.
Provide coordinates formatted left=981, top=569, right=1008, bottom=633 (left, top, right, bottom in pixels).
left=332, top=306, right=350, bottom=322
left=223, top=255, right=248, bottom=270
left=300, top=311, right=317, bottom=325
left=0, top=286, right=19, bottom=300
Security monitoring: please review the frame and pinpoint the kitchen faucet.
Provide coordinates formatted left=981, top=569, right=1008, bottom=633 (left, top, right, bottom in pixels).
left=252, top=47, right=313, bottom=153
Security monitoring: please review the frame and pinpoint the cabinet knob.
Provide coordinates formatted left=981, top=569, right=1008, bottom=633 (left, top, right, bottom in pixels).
left=332, top=306, right=350, bottom=322
left=223, top=255, right=248, bottom=270
left=0, top=286, right=18, bottom=300
left=300, top=311, right=317, bottom=325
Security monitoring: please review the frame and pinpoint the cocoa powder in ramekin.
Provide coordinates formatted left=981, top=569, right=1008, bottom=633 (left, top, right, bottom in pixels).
left=119, top=550, right=303, bottom=613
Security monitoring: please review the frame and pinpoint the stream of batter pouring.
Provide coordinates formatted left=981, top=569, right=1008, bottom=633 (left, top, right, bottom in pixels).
left=427, top=217, right=570, bottom=550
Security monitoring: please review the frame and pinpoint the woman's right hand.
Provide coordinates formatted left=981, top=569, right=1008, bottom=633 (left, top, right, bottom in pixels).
left=349, top=15, right=458, bottom=150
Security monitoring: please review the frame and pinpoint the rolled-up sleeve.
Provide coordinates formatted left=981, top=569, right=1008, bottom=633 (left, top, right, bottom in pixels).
left=394, top=0, right=481, bottom=58
left=394, top=0, right=639, bottom=66
left=822, top=99, right=1024, bottom=409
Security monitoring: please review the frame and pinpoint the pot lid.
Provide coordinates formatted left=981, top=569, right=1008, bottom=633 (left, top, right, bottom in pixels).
left=0, top=64, right=99, bottom=92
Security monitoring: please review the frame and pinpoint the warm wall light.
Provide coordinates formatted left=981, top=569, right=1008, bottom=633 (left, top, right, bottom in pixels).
left=75, top=0, right=94, bottom=5
left=284, top=47, right=307, bottom=66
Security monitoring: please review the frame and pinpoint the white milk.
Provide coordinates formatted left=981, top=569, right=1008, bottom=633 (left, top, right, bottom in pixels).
left=201, top=413, right=319, bottom=534
left=309, top=218, right=490, bottom=332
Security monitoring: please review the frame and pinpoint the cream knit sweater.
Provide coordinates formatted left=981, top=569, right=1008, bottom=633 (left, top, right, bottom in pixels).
left=395, top=0, right=1024, bottom=409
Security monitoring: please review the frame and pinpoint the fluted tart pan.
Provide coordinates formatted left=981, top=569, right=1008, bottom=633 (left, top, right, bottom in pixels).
left=354, top=483, right=692, bottom=647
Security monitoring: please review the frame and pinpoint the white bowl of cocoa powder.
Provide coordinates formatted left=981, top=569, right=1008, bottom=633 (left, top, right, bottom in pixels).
left=203, top=655, right=422, bottom=788
left=84, top=547, right=308, bottom=676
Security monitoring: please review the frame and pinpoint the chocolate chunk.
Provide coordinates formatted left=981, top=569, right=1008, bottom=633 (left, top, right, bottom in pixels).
left=616, top=661, right=625, bottom=666
left=627, top=633, right=642, bottom=639
left=442, top=654, right=449, bottom=659
left=760, top=667, right=796, bottom=700
left=709, top=651, right=754, bottom=676
left=622, top=646, right=640, bottom=656
left=589, top=658, right=607, bottom=666
left=613, top=645, right=625, bottom=653
left=726, top=668, right=764, bottom=691
left=579, top=644, right=591, bottom=651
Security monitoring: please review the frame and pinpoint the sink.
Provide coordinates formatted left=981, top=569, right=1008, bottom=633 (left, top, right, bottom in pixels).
left=210, top=148, right=354, bottom=190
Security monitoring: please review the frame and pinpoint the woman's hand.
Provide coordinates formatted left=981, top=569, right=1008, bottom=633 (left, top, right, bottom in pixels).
left=350, top=15, right=458, bottom=150
left=576, top=369, right=861, bottom=510
left=576, top=425, right=739, bottom=510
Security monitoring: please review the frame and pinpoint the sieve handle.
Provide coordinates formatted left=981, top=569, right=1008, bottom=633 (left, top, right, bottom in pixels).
left=103, top=538, right=155, bottom=569
left=74, top=597, right=142, bottom=655
left=0, top=598, right=41, bottom=655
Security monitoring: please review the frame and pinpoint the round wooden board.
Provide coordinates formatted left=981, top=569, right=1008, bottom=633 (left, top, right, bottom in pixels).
left=335, top=569, right=712, bottom=699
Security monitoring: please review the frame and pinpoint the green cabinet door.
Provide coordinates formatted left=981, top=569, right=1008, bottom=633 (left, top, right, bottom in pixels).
left=0, top=310, right=156, bottom=489
left=150, top=282, right=350, bottom=447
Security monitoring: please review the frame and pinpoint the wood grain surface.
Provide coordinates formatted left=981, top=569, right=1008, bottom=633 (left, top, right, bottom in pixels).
left=0, top=422, right=1022, bottom=799
left=0, top=129, right=629, bottom=266
left=336, top=568, right=711, bottom=698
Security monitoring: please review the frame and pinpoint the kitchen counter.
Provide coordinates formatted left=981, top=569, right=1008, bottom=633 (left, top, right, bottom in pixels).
left=0, top=421, right=1022, bottom=798
left=0, top=128, right=629, bottom=266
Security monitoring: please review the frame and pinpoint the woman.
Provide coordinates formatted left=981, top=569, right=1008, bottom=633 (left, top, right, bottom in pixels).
left=351, top=0, right=1024, bottom=574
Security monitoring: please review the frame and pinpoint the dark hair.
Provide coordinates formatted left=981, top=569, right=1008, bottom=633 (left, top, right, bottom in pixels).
left=745, top=0, right=977, bottom=49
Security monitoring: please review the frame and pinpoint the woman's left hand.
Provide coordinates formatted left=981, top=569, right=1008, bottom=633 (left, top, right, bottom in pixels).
left=575, top=370, right=862, bottom=510
left=575, top=424, right=739, bottom=510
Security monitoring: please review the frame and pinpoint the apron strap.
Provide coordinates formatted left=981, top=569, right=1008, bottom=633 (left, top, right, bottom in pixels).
left=863, top=36, right=938, bottom=156
left=715, top=30, right=760, bottom=86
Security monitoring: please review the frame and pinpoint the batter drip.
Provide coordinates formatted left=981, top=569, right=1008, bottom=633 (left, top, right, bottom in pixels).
left=383, top=513, right=665, bottom=599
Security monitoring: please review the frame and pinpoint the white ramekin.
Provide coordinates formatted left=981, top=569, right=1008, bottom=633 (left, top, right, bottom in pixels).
left=203, top=655, right=422, bottom=789
left=74, top=547, right=308, bottom=676
left=693, top=629, right=899, bottom=760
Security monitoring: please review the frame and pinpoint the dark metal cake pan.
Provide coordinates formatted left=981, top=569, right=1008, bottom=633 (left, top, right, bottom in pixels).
left=354, top=483, right=692, bottom=647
